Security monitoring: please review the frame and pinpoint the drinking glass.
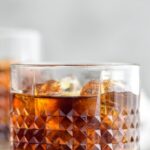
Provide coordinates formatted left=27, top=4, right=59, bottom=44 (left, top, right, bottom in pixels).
left=10, top=64, right=140, bottom=150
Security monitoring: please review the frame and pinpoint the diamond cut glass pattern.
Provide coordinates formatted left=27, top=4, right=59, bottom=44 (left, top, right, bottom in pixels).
left=10, top=64, right=140, bottom=150
left=11, top=90, right=139, bottom=150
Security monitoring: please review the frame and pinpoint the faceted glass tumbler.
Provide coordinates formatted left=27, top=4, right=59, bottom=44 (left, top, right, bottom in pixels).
left=10, top=64, right=140, bottom=150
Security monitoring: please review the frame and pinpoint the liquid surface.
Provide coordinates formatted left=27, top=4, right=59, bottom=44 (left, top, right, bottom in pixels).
left=11, top=92, right=139, bottom=150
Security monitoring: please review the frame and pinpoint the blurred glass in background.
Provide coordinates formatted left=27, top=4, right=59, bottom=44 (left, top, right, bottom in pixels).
left=0, top=28, right=41, bottom=149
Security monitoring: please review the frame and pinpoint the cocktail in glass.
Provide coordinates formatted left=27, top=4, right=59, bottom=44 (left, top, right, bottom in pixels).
left=10, top=64, right=140, bottom=150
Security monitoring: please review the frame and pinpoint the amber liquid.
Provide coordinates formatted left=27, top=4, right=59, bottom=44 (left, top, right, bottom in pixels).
left=11, top=92, right=139, bottom=150
left=0, top=61, right=10, bottom=140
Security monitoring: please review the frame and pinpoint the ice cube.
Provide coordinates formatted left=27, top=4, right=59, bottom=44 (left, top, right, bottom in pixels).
left=80, top=80, right=125, bottom=96
left=80, top=80, right=100, bottom=96
left=34, top=80, right=61, bottom=96
left=34, top=77, right=81, bottom=96
left=60, top=76, right=81, bottom=96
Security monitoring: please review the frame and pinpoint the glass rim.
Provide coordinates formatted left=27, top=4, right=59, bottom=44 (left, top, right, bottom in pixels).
left=11, top=63, right=140, bottom=68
